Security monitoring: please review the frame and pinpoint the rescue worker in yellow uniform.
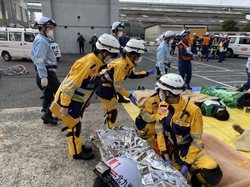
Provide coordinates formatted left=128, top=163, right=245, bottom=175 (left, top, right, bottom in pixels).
left=200, top=32, right=212, bottom=62
left=155, top=73, right=223, bottom=187
left=135, top=90, right=161, bottom=140
left=96, top=39, right=156, bottom=128
left=51, top=33, right=121, bottom=160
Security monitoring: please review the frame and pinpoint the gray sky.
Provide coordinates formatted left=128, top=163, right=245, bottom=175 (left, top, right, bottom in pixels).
left=120, top=0, right=250, bottom=7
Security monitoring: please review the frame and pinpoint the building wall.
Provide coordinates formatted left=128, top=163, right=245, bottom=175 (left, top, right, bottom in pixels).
left=42, top=0, right=119, bottom=53
left=0, top=0, right=28, bottom=27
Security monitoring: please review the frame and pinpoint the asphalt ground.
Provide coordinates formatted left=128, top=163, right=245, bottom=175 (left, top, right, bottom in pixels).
left=0, top=46, right=249, bottom=187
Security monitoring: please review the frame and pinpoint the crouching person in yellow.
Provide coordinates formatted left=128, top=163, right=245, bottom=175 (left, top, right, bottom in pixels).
left=96, top=39, right=156, bottom=128
left=50, top=33, right=121, bottom=160
left=155, top=73, right=223, bottom=187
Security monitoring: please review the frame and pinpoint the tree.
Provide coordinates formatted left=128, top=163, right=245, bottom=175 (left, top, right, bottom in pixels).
left=220, top=19, right=239, bottom=31
left=243, top=21, right=250, bottom=32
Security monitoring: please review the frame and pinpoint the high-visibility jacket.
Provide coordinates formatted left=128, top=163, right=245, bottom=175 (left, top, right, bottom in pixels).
left=96, top=55, right=149, bottom=100
left=177, top=40, right=193, bottom=61
left=201, top=36, right=211, bottom=46
left=53, top=53, right=105, bottom=127
left=189, top=36, right=196, bottom=46
left=135, top=93, right=161, bottom=139
left=155, top=97, right=203, bottom=168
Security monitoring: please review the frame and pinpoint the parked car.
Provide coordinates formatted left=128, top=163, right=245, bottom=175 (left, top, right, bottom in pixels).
left=0, top=27, right=61, bottom=61
left=227, top=35, right=250, bottom=57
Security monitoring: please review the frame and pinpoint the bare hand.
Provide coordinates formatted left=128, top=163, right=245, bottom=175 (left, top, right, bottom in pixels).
left=60, top=107, right=68, bottom=116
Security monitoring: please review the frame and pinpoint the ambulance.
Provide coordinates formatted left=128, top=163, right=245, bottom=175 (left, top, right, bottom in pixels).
left=0, top=27, right=61, bottom=61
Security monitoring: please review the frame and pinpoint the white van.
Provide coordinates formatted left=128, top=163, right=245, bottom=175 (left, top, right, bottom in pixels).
left=0, top=27, right=61, bottom=61
left=227, top=35, right=250, bottom=57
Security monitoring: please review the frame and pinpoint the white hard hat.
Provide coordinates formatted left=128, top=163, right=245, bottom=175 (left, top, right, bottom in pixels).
left=36, top=17, right=57, bottom=28
left=96, top=33, right=121, bottom=53
left=193, top=33, right=197, bottom=36
left=125, top=39, right=148, bottom=53
left=155, top=73, right=185, bottom=95
left=205, top=32, right=210, bottom=36
left=164, top=30, right=175, bottom=39
left=94, top=157, right=142, bottom=187
left=112, top=21, right=125, bottom=31
left=181, top=29, right=190, bottom=37
left=224, top=35, right=228, bottom=38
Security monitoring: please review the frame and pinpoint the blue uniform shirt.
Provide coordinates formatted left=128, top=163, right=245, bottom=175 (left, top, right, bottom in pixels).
left=31, top=34, right=57, bottom=78
left=156, top=40, right=171, bottom=72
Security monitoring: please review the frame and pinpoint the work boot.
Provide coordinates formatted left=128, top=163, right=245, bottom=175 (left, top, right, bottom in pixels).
left=82, top=144, right=92, bottom=153
left=73, top=151, right=94, bottom=160
left=232, top=124, right=245, bottom=135
left=117, top=92, right=130, bottom=103
left=217, top=60, right=222, bottom=63
left=41, top=110, right=57, bottom=125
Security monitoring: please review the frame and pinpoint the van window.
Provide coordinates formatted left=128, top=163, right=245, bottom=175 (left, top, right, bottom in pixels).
left=229, top=37, right=236, bottom=43
left=0, top=32, right=7, bottom=41
left=24, top=32, right=35, bottom=42
left=239, top=37, right=250, bottom=45
left=9, top=32, right=22, bottom=41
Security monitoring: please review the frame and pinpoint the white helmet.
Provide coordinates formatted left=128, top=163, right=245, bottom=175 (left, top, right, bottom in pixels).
left=224, top=35, right=228, bottom=38
left=155, top=73, right=185, bottom=95
left=164, top=30, right=175, bottom=39
left=96, top=33, right=121, bottom=53
left=193, top=33, right=197, bottom=36
left=205, top=32, right=210, bottom=36
left=36, top=17, right=57, bottom=28
left=181, top=29, right=190, bottom=37
left=94, top=157, right=142, bottom=187
left=112, top=21, right=125, bottom=31
left=125, top=39, right=148, bottom=53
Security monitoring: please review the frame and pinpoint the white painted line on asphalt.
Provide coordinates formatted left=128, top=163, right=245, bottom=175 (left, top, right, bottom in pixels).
left=193, top=74, right=231, bottom=87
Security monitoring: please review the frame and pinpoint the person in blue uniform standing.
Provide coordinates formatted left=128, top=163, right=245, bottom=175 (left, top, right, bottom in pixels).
left=31, top=17, right=60, bottom=125
left=155, top=30, right=176, bottom=80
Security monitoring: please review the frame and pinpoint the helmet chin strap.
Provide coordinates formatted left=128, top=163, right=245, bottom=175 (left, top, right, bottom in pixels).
left=43, top=27, right=48, bottom=37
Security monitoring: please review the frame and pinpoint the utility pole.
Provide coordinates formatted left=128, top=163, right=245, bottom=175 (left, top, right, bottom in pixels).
left=0, top=0, right=7, bottom=26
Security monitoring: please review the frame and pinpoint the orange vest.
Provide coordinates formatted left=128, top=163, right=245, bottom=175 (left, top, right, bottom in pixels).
left=177, top=40, right=192, bottom=61
left=189, top=36, right=195, bottom=46
left=202, top=37, right=210, bottom=46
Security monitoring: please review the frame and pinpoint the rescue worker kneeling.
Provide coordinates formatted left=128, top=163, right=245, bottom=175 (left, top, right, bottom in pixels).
left=155, top=73, right=223, bottom=187
left=96, top=39, right=156, bottom=128
left=51, top=33, right=121, bottom=160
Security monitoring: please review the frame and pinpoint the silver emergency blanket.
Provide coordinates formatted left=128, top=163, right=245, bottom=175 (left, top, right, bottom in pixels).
left=91, top=126, right=190, bottom=187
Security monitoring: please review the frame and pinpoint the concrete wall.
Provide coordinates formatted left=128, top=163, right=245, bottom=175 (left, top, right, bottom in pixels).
left=42, top=0, right=119, bottom=53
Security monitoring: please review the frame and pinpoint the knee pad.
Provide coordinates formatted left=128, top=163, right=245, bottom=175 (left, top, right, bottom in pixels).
left=199, top=165, right=223, bottom=186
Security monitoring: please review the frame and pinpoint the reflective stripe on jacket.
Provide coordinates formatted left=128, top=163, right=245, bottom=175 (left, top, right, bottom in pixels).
left=155, top=97, right=203, bottom=167
left=31, top=34, right=57, bottom=78
left=54, top=53, right=105, bottom=107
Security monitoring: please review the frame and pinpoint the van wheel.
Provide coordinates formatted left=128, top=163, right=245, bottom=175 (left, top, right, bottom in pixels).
left=226, top=49, right=233, bottom=58
left=56, top=57, right=60, bottom=61
left=2, top=52, right=12, bottom=61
